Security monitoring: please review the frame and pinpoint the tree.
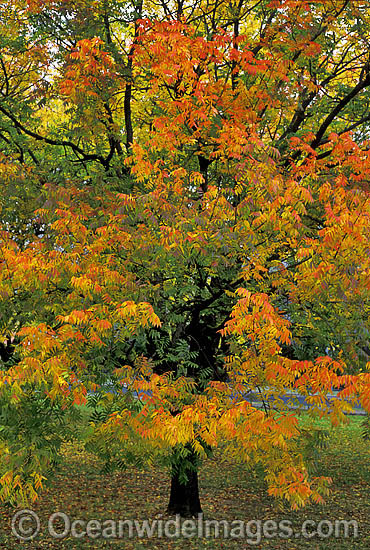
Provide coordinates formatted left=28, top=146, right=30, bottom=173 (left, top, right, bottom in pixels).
left=1, top=0, right=370, bottom=516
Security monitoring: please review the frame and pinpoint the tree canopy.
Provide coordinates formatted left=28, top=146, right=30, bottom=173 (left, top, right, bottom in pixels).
left=1, top=0, right=370, bottom=514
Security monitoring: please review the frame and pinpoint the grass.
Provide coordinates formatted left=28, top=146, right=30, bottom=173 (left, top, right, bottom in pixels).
left=0, top=414, right=369, bottom=549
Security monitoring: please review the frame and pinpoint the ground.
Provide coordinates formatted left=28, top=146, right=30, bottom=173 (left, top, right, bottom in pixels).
left=0, top=415, right=369, bottom=549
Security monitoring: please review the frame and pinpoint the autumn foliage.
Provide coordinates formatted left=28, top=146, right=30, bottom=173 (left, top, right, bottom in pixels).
left=1, top=0, right=370, bottom=514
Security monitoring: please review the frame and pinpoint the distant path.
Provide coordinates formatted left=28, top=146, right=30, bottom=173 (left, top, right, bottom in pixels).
left=244, top=389, right=366, bottom=416
left=95, top=383, right=367, bottom=415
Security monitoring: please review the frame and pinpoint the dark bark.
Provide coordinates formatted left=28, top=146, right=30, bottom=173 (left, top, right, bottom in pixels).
left=0, top=339, right=14, bottom=364
left=198, top=154, right=210, bottom=194
left=124, top=0, right=143, bottom=151
left=167, top=450, right=202, bottom=517
left=124, top=74, right=133, bottom=151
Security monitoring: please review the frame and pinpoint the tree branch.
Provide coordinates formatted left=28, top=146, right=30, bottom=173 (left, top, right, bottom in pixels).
left=311, top=67, right=370, bottom=150
left=0, top=103, right=108, bottom=167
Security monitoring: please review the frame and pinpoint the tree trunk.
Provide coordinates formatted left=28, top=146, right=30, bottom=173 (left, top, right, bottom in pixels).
left=167, top=446, right=202, bottom=517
